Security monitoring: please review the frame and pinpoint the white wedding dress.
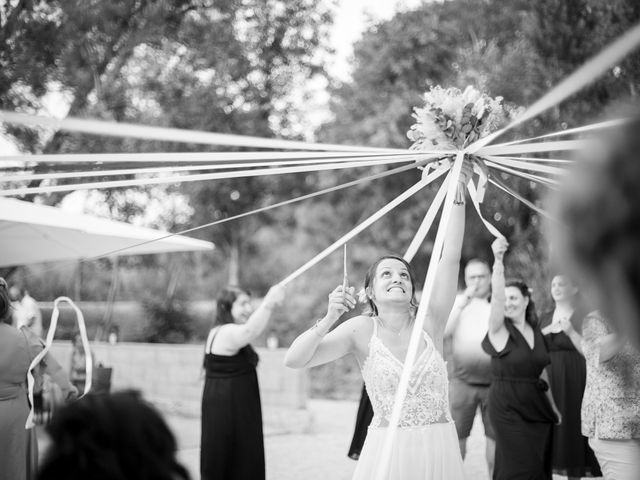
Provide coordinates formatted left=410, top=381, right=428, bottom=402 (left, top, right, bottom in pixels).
left=353, top=318, right=465, bottom=480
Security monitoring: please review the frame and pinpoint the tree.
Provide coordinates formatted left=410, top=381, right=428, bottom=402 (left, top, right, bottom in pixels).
left=314, top=0, right=640, bottom=314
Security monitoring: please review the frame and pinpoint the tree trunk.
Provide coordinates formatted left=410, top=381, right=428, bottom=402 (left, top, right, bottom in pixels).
left=228, top=240, right=240, bottom=286
left=74, top=261, right=82, bottom=301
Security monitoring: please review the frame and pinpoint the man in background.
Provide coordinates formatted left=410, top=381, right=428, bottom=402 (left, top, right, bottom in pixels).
left=445, top=258, right=495, bottom=477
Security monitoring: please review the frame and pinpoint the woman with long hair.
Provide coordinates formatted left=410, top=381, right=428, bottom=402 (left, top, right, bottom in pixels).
left=200, top=284, right=284, bottom=480
left=482, top=239, right=561, bottom=479
left=285, top=161, right=472, bottom=480
left=540, top=275, right=601, bottom=479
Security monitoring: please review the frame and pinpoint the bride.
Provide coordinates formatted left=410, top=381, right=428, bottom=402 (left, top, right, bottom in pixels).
left=285, top=161, right=471, bottom=480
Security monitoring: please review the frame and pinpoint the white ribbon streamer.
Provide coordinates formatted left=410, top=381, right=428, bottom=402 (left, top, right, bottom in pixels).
left=467, top=22, right=640, bottom=153
left=278, top=165, right=450, bottom=286
left=489, top=177, right=558, bottom=221
left=26, top=296, right=92, bottom=428
left=485, top=118, right=629, bottom=149
left=0, top=110, right=406, bottom=153
left=484, top=156, right=567, bottom=176
left=402, top=175, right=449, bottom=262
left=1, top=153, right=429, bottom=183
left=483, top=160, right=560, bottom=187
left=467, top=180, right=505, bottom=239
left=476, top=139, right=586, bottom=157
left=487, top=156, right=572, bottom=164
left=0, top=150, right=419, bottom=166
left=0, top=154, right=431, bottom=197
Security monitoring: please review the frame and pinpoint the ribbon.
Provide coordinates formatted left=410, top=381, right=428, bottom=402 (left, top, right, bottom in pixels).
left=467, top=180, right=505, bottom=239
left=489, top=177, right=558, bottom=221
left=484, top=156, right=567, bottom=176
left=484, top=160, right=560, bottom=188
left=1, top=152, right=426, bottom=183
left=466, top=22, right=640, bottom=153
left=278, top=164, right=450, bottom=286
left=0, top=154, right=432, bottom=197
left=484, top=118, right=629, bottom=149
left=0, top=110, right=406, bottom=153
left=403, top=175, right=449, bottom=262
left=85, top=156, right=442, bottom=260
left=26, top=296, right=91, bottom=428
left=476, top=139, right=586, bottom=157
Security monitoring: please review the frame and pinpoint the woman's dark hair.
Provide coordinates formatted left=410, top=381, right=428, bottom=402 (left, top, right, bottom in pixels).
left=213, top=286, right=250, bottom=327
left=0, top=277, right=11, bottom=324
left=362, top=255, right=418, bottom=316
left=505, top=278, right=539, bottom=328
left=37, top=390, right=190, bottom=480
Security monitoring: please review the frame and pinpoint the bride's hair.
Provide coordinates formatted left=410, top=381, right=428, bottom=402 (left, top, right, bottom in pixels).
left=362, top=255, right=418, bottom=316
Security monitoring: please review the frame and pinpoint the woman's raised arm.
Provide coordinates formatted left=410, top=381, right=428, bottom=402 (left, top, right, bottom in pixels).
left=487, top=237, right=509, bottom=351
left=285, top=285, right=357, bottom=368
left=223, top=285, right=286, bottom=350
left=425, top=160, right=472, bottom=340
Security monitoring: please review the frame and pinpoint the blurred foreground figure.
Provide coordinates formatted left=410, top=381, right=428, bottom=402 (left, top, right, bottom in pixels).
left=0, top=278, right=76, bottom=480
left=37, top=390, right=190, bottom=480
left=553, top=109, right=640, bottom=479
left=554, top=111, right=640, bottom=349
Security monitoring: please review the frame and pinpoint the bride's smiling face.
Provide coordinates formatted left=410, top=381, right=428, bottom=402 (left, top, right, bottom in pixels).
left=371, top=258, right=413, bottom=305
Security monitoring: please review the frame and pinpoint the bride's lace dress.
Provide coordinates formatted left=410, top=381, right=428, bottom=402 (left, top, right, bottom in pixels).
left=352, top=318, right=465, bottom=480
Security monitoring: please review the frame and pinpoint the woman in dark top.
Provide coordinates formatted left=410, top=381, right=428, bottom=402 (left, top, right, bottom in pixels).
left=540, top=275, right=601, bottom=479
left=200, top=285, right=284, bottom=480
left=481, top=238, right=561, bottom=480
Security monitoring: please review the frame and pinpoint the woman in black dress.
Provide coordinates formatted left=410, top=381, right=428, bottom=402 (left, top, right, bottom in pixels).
left=200, top=284, right=285, bottom=480
left=481, top=238, right=561, bottom=480
left=540, top=275, right=601, bottom=479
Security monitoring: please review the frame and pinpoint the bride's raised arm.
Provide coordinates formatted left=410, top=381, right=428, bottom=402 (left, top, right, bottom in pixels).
left=424, top=161, right=471, bottom=343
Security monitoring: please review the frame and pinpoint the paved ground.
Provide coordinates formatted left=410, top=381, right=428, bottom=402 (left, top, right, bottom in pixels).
left=168, top=399, right=491, bottom=480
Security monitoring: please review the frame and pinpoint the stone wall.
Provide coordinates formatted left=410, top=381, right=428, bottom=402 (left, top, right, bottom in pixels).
left=48, top=341, right=311, bottom=434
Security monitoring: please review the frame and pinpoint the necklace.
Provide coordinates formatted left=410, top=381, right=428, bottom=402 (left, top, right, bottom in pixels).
left=377, top=316, right=413, bottom=337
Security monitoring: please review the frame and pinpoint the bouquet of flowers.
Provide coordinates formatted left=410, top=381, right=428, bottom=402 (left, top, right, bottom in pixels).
left=407, top=85, right=517, bottom=151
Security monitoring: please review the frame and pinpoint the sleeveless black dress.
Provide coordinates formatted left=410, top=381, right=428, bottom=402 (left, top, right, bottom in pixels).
left=482, top=321, right=556, bottom=480
left=200, top=334, right=264, bottom=480
left=540, top=311, right=602, bottom=477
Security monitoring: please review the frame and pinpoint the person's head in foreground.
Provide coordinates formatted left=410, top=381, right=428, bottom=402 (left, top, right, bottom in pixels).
left=553, top=109, right=640, bottom=348
left=362, top=255, right=418, bottom=316
left=37, top=390, right=190, bottom=480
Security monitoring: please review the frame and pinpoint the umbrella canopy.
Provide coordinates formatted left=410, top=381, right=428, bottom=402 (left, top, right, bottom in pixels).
left=0, top=197, right=214, bottom=267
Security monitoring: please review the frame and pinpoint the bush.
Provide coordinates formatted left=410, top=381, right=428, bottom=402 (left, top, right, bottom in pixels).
left=142, top=298, right=195, bottom=343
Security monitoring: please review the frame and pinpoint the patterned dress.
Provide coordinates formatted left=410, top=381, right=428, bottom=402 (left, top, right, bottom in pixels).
left=353, top=318, right=465, bottom=480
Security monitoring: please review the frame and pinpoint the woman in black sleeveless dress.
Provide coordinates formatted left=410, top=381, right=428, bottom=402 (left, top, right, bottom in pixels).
left=200, top=285, right=284, bottom=480
left=482, top=239, right=561, bottom=480
left=540, top=275, right=601, bottom=479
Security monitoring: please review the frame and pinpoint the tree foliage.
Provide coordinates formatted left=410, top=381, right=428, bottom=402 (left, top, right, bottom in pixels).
left=2, top=0, right=640, bottom=339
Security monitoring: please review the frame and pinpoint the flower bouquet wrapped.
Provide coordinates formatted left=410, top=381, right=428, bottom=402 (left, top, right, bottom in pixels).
left=407, top=85, right=520, bottom=202
left=407, top=85, right=513, bottom=151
